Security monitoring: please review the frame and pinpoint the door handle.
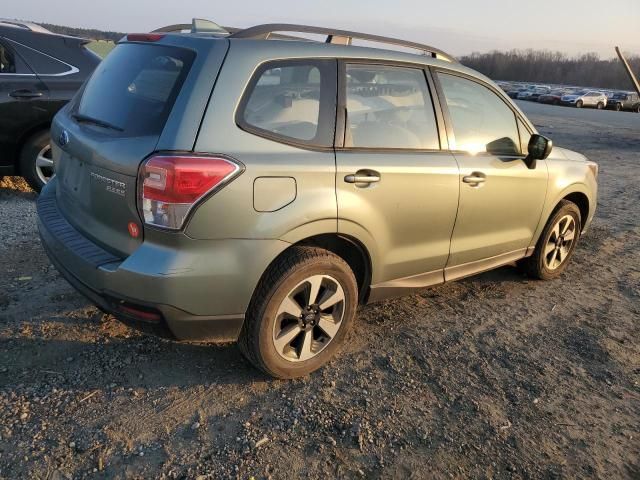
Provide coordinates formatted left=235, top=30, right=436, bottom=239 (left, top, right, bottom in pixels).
left=462, top=172, right=486, bottom=186
left=9, top=90, right=44, bottom=99
left=344, top=173, right=381, bottom=184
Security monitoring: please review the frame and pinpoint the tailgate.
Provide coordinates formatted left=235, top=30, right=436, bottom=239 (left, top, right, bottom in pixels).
left=50, top=36, right=229, bottom=257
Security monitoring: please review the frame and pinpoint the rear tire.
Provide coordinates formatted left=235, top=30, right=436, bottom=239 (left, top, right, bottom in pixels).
left=19, top=130, right=53, bottom=193
left=238, top=246, right=358, bottom=379
left=575, top=100, right=583, bottom=108
left=519, top=200, right=581, bottom=280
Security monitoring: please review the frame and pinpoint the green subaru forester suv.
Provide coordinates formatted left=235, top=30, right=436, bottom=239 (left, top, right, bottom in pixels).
left=37, top=22, right=598, bottom=378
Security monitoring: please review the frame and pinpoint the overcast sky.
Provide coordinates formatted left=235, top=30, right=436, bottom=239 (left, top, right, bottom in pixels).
left=6, top=0, right=640, bottom=58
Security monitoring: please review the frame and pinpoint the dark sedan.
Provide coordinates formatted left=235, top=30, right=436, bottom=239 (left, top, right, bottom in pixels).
left=0, top=20, right=100, bottom=191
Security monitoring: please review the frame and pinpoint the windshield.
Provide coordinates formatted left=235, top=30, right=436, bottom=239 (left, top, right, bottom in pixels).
left=78, top=43, right=195, bottom=136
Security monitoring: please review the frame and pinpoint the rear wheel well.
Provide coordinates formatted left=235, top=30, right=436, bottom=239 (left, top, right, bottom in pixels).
left=293, top=234, right=372, bottom=304
left=562, top=192, right=589, bottom=227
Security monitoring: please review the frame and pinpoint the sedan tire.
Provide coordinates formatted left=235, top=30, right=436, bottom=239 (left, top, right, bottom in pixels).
left=19, top=130, right=54, bottom=193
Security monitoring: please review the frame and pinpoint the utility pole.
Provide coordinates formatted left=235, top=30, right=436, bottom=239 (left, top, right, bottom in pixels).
left=615, top=46, right=640, bottom=95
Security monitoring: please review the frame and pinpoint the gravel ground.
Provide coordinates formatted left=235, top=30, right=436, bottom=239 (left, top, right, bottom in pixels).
left=1, top=104, right=639, bottom=479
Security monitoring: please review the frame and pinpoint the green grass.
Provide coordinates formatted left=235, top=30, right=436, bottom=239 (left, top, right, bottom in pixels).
left=87, top=40, right=115, bottom=59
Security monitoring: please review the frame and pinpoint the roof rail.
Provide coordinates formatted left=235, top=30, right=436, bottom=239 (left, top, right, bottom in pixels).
left=229, top=23, right=457, bottom=63
left=0, top=19, right=52, bottom=34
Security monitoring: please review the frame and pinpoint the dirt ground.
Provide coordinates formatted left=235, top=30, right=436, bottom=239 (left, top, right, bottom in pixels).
left=1, top=103, right=638, bottom=479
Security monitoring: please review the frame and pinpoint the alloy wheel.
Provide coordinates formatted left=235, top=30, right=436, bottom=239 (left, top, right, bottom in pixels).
left=35, top=144, right=54, bottom=185
left=272, top=274, right=345, bottom=362
left=543, top=214, right=577, bottom=270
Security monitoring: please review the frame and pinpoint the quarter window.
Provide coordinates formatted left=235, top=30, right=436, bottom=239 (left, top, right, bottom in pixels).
left=240, top=60, right=335, bottom=146
left=345, top=64, right=440, bottom=149
left=437, top=73, right=520, bottom=155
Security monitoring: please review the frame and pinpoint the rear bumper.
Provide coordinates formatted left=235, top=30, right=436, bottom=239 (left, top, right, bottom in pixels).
left=37, top=178, right=289, bottom=342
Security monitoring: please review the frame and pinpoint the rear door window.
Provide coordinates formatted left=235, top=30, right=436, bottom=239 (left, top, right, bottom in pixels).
left=238, top=59, right=336, bottom=147
left=77, top=43, right=195, bottom=136
left=437, top=72, right=520, bottom=156
left=344, top=64, right=440, bottom=149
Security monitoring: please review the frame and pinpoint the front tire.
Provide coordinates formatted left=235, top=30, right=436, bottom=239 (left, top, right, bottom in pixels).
left=597, top=102, right=604, bottom=110
left=239, top=247, right=358, bottom=379
left=614, top=103, right=622, bottom=112
left=575, top=100, right=583, bottom=108
left=519, top=200, right=581, bottom=280
left=19, top=130, right=53, bottom=193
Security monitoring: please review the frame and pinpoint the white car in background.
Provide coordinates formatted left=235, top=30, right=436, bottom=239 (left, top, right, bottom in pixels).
left=560, top=90, right=608, bottom=109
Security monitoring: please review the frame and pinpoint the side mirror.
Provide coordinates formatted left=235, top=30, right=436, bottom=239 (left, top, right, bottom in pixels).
left=524, top=134, right=553, bottom=169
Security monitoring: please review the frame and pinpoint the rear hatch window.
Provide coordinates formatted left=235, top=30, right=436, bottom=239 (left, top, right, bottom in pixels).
left=77, top=43, right=195, bottom=136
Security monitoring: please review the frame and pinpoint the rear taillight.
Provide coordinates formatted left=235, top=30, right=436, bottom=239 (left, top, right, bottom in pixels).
left=139, top=155, right=242, bottom=230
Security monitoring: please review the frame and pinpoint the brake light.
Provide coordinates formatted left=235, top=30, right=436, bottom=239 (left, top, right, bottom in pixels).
left=139, top=155, right=241, bottom=230
left=127, top=33, right=165, bottom=42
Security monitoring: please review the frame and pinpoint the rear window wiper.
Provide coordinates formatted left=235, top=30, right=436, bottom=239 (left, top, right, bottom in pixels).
left=72, top=113, right=124, bottom=132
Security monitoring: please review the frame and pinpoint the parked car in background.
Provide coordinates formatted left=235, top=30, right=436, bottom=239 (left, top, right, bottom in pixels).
left=538, top=89, right=568, bottom=105
left=37, top=21, right=598, bottom=378
left=0, top=19, right=100, bottom=191
left=497, top=82, right=517, bottom=95
left=508, top=87, right=529, bottom=99
left=518, top=86, right=550, bottom=101
left=560, top=90, right=607, bottom=109
left=606, top=92, right=640, bottom=112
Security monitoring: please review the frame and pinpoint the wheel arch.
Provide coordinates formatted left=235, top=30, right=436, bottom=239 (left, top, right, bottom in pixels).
left=294, top=234, right=372, bottom=304
left=562, top=191, right=590, bottom=226
left=530, top=183, right=594, bottom=250
left=261, top=233, right=373, bottom=305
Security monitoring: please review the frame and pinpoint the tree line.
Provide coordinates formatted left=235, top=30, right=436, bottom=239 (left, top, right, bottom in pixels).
left=460, top=49, right=640, bottom=90
left=40, top=22, right=124, bottom=43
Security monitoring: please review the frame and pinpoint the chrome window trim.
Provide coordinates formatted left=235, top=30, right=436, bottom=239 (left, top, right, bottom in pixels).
left=1, top=38, right=79, bottom=77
